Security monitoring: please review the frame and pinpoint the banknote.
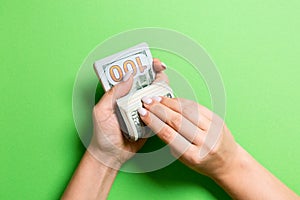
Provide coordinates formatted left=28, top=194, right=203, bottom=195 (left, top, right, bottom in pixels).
left=94, top=42, right=155, bottom=92
left=93, top=43, right=174, bottom=141
left=117, top=81, right=174, bottom=141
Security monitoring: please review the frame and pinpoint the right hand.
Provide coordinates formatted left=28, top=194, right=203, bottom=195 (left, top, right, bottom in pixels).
left=138, top=96, right=239, bottom=179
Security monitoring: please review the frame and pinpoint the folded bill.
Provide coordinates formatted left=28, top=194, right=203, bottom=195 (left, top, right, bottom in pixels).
left=117, top=81, right=174, bottom=141
left=93, top=43, right=174, bottom=141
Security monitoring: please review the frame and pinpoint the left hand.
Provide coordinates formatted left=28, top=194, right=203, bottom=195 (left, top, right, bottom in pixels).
left=88, top=59, right=168, bottom=169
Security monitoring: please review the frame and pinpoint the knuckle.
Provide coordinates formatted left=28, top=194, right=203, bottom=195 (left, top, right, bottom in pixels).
left=181, top=101, right=195, bottom=114
left=158, top=126, right=175, bottom=142
left=185, top=149, right=200, bottom=165
left=182, top=107, right=192, bottom=116
left=168, top=114, right=182, bottom=130
left=190, top=130, right=202, bottom=144
left=194, top=135, right=205, bottom=146
left=191, top=149, right=201, bottom=164
left=148, top=102, right=160, bottom=112
left=190, top=155, right=200, bottom=165
left=170, top=148, right=180, bottom=158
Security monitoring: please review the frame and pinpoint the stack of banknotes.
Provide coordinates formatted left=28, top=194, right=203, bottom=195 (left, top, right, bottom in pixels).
left=94, top=43, right=174, bottom=141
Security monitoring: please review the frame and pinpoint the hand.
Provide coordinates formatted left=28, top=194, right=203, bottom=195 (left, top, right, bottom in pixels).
left=88, top=59, right=169, bottom=169
left=138, top=97, right=239, bottom=179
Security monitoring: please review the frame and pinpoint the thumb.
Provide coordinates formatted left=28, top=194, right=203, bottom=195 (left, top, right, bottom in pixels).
left=96, top=71, right=134, bottom=110
left=111, top=70, right=134, bottom=99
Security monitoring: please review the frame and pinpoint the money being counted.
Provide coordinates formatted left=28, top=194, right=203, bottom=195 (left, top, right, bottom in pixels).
left=94, top=43, right=174, bottom=141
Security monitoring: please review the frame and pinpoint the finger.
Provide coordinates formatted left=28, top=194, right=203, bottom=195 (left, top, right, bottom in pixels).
left=152, top=58, right=169, bottom=84
left=95, top=70, right=134, bottom=111
left=138, top=107, right=192, bottom=157
left=153, top=71, right=169, bottom=84
left=142, top=97, right=205, bottom=145
left=161, top=97, right=213, bottom=121
left=153, top=58, right=167, bottom=72
left=158, top=97, right=212, bottom=131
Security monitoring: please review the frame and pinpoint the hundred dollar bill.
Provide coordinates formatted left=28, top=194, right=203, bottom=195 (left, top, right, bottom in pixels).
left=117, top=81, right=174, bottom=141
left=94, top=42, right=155, bottom=92
left=93, top=43, right=174, bottom=141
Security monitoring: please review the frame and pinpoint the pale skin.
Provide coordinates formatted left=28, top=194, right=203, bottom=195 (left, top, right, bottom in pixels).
left=62, top=59, right=299, bottom=200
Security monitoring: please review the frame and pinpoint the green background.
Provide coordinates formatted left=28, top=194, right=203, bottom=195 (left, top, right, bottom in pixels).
left=1, top=0, right=300, bottom=199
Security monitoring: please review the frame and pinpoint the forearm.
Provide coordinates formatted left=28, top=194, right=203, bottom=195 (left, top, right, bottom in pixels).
left=213, top=145, right=299, bottom=200
left=62, top=151, right=118, bottom=200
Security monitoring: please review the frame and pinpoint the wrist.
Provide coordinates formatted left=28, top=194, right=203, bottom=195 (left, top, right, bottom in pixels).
left=87, top=144, right=124, bottom=170
left=85, top=150, right=120, bottom=171
left=212, top=144, right=254, bottom=185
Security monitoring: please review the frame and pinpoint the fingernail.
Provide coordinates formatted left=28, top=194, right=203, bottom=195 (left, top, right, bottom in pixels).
left=141, top=97, right=152, bottom=104
left=138, top=107, right=147, bottom=116
left=161, top=62, right=167, bottom=69
left=152, top=96, right=162, bottom=102
left=122, top=70, right=133, bottom=82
